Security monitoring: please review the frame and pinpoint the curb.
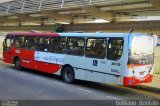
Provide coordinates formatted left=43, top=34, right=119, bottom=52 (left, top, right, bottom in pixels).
left=154, top=74, right=160, bottom=77
left=118, top=85, right=160, bottom=100
left=104, top=83, right=160, bottom=100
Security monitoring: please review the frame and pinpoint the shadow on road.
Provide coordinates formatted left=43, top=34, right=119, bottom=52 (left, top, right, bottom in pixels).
left=129, top=85, right=160, bottom=95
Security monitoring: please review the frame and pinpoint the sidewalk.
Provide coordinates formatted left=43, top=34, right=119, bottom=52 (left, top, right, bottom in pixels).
left=138, top=74, right=160, bottom=93
left=128, top=74, right=160, bottom=100
left=142, top=74, right=160, bottom=88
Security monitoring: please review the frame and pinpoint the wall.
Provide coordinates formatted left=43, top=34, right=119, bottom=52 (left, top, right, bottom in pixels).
left=0, top=20, right=160, bottom=33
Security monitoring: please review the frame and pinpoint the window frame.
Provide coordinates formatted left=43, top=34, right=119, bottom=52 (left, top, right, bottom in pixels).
left=106, top=37, right=124, bottom=61
left=37, top=36, right=50, bottom=52
left=14, top=35, right=25, bottom=49
left=85, top=37, right=107, bottom=59
left=24, top=36, right=38, bottom=50
left=49, top=36, right=66, bottom=54
left=66, top=37, right=85, bottom=56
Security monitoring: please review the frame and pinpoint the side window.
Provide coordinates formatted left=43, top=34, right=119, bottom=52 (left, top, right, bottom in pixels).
left=3, top=35, right=13, bottom=51
left=50, top=37, right=66, bottom=54
left=66, top=37, right=85, bottom=56
left=24, top=36, right=37, bottom=50
left=37, top=36, right=50, bottom=51
left=15, top=36, right=25, bottom=48
left=85, top=38, right=106, bottom=59
left=107, top=38, right=124, bottom=60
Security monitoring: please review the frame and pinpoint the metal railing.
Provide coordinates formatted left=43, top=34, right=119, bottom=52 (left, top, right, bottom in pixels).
left=0, top=0, right=125, bottom=16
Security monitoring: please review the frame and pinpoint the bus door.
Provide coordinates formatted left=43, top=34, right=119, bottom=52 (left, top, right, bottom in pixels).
left=85, top=38, right=106, bottom=82
left=105, top=38, right=124, bottom=84
left=85, top=38, right=124, bottom=84
left=3, top=35, right=14, bottom=63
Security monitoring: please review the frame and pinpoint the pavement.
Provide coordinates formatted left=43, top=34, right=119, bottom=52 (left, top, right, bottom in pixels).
left=0, top=60, right=159, bottom=101
left=0, top=57, right=160, bottom=106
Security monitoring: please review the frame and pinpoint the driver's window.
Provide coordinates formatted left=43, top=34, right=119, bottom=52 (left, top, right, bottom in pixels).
left=3, top=35, right=13, bottom=51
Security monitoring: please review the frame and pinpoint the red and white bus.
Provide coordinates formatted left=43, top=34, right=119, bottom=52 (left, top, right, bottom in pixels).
left=3, top=32, right=154, bottom=86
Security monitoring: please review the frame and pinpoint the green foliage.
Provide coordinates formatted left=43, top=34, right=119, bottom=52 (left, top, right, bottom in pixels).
left=53, top=23, right=64, bottom=32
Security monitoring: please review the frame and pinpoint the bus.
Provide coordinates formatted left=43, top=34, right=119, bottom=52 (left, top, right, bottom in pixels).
left=157, top=35, right=160, bottom=46
left=3, top=32, right=154, bottom=86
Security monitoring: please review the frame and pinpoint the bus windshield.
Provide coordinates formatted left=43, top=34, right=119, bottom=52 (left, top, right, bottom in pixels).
left=128, top=35, right=154, bottom=64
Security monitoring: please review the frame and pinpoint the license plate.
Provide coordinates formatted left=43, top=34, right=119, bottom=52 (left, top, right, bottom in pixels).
left=139, top=71, right=145, bottom=75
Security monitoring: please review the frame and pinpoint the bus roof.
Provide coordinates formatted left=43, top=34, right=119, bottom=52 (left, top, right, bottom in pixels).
left=59, top=33, right=129, bottom=37
left=8, top=32, right=59, bottom=36
left=7, top=32, right=148, bottom=38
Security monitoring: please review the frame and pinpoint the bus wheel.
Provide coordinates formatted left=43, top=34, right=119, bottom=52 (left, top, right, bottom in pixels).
left=14, top=58, right=21, bottom=70
left=62, top=66, right=75, bottom=83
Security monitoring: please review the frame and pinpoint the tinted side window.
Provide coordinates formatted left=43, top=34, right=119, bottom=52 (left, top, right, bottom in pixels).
left=66, top=37, right=85, bottom=56
left=50, top=37, right=66, bottom=54
left=107, top=38, right=124, bottom=60
left=85, top=38, right=106, bottom=59
left=15, top=36, right=25, bottom=48
left=24, top=36, right=37, bottom=50
left=37, top=36, right=50, bottom=51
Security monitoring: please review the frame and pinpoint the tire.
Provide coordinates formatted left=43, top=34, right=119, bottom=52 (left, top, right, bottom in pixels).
left=14, top=58, right=21, bottom=70
left=62, top=66, right=75, bottom=83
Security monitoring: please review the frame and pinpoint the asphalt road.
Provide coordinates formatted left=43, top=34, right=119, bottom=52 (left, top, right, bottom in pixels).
left=0, top=60, right=159, bottom=106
